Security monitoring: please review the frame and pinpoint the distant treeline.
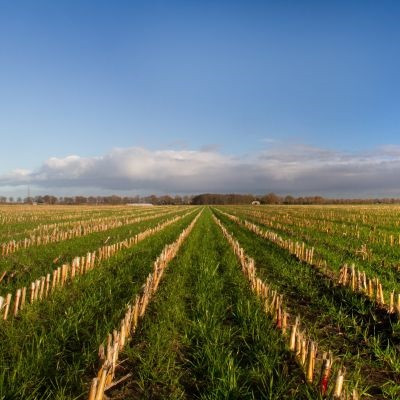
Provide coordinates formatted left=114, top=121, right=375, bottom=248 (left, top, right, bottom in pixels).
left=2, top=193, right=400, bottom=205
left=192, top=193, right=400, bottom=205
left=1, top=195, right=192, bottom=205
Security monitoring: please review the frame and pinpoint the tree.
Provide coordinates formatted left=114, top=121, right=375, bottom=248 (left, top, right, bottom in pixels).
left=283, top=195, right=294, bottom=204
left=43, top=195, right=58, bottom=204
left=262, top=193, right=280, bottom=204
left=74, top=196, right=87, bottom=204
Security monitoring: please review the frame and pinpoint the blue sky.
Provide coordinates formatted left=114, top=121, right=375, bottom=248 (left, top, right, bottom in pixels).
left=1, top=1, right=400, bottom=197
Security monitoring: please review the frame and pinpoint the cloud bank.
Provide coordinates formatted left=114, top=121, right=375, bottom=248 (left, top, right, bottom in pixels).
left=2, top=145, right=400, bottom=197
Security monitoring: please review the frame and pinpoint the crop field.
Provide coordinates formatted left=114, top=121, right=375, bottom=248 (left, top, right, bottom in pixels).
left=1, top=204, right=400, bottom=399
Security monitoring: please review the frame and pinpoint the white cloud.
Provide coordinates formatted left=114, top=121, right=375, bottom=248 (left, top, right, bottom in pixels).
left=2, top=145, right=400, bottom=197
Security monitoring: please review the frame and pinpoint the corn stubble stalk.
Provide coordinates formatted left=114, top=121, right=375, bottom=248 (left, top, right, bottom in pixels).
left=1, top=210, right=195, bottom=321
left=88, top=377, right=98, bottom=400
left=3, top=293, right=11, bottom=320
left=333, top=368, right=345, bottom=399
left=213, top=213, right=358, bottom=398
left=86, top=210, right=202, bottom=400
left=319, top=351, right=333, bottom=396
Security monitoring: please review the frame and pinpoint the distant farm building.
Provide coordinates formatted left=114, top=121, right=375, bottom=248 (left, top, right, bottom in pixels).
left=251, top=200, right=260, bottom=205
